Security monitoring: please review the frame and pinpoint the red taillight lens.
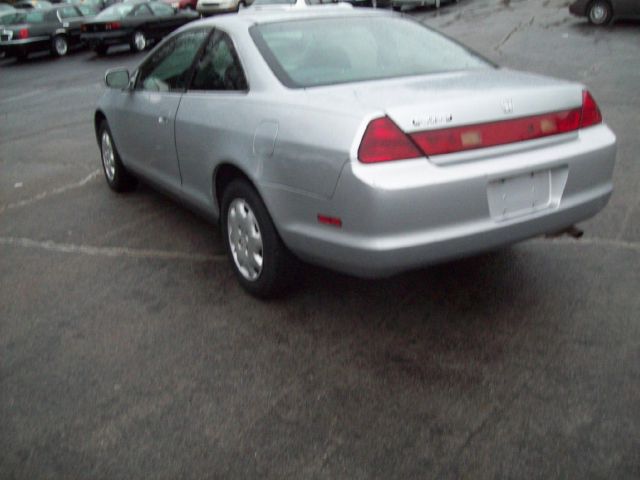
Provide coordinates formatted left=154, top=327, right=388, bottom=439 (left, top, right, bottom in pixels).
left=580, top=90, right=602, bottom=128
left=358, top=116, right=422, bottom=163
left=18, top=28, right=29, bottom=39
left=410, top=109, right=581, bottom=156
left=106, top=21, right=121, bottom=30
left=317, top=214, right=342, bottom=228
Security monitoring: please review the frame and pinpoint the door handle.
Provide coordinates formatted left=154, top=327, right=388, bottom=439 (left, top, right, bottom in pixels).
left=158, top=116, right=169, bottom=124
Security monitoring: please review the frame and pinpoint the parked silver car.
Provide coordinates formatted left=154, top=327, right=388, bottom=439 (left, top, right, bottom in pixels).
left=95, top=8, right=616, bottom=297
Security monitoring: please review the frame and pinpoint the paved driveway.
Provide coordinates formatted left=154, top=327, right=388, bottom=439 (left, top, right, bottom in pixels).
left=1, top=1, right=639, bottom=478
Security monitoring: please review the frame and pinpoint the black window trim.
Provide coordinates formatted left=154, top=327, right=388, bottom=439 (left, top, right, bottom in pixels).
left=134, top=26, right=214, bottom=93
left=185, top=26, right=251, bottom=95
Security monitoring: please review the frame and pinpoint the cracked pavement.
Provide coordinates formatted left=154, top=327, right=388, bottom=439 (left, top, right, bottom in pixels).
left=1, top=1, right=639, bottom=478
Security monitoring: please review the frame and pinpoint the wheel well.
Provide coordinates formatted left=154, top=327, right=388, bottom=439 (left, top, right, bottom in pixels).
left=589, top=0, right=613, bottom=14
left=94, top=111, right=106, bottom=143
left=213, top=164, right=254, bottom=213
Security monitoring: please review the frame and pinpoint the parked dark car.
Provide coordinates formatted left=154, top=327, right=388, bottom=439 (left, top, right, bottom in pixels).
left=0, top=4, right=92, bottom=59
left=13, top=0, right=53, bottom=9
left=81, top=0, right=197, bottom=55
left=569, top=0, right=640, bottom=25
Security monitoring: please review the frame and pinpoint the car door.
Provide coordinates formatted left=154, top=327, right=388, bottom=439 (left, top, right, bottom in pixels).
left=175, top=29, right=252, bottom=214
left=107, top=28, right=210, bottom=193
left=56, top=5, right=83, bottom=45
left=147, top=2, right=178, bottom=39
left=623, top=0, right=640, bottom=16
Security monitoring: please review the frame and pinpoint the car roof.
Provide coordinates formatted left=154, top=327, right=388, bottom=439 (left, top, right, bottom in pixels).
left=206, top=5, right=393, bottom=27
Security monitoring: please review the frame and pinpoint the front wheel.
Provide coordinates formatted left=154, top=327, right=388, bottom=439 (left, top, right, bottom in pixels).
left=98, top=121, right=137, bottom=192
left=221, top=180, right=297, bottom=298
left=130, top=30, right=147, bottom=53
left=51, top=35, right=68, bottom=57
left=587, top=0, right=613, bottom=25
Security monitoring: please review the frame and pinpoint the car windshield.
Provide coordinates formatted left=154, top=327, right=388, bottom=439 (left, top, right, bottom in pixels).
left=251, top=16, right=490, bottom=88
left=95, top=3, right=134, bottom=19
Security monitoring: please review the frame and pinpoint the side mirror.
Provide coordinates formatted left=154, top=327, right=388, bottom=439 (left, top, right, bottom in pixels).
left=104, top=68, right=130, bottom=89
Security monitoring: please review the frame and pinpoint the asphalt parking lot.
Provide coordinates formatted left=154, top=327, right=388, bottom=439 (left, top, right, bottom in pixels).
left=1, top=0, right=639, bottom=478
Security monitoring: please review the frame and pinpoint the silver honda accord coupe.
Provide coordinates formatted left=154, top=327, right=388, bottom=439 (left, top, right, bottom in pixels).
left=95, top=6, right=617, bottom=297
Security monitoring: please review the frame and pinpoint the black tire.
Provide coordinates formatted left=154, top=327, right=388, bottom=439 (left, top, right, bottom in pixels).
left=392, top=4, right=401, bottom=11
left=98, top=121, right=137, bottom=192
left=129, top=30, right=147, bottom=53
left=50, top=35, right=68, bottom=57
left=587, top=0, right=613, bottom=25
left=221, top=179, right=297, bottom=298
left=94, top=44, right=108, bottom=56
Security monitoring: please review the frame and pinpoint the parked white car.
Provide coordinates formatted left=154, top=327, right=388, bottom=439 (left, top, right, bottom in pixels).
left=196, top=0, right=252, bottom=15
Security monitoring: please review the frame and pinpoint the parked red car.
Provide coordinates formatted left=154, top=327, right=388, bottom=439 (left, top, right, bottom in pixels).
left=161, top=0, right=197, bottom=10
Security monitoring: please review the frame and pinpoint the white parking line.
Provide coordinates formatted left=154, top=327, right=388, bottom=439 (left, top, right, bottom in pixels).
left=0, top=236, right=226, bottom=262
left=0, top=169, right=101, bottom=214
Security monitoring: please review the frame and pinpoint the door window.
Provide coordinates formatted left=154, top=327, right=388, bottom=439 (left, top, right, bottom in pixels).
left=136, top=29, right=209, bottom=92
left=132, top=4, right=152, bottom=16
left=58, top=6, right=80, bottom=18
left=190, top=31, right=248, bottom=91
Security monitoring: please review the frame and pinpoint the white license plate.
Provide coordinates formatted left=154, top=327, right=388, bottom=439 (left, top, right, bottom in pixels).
left=487, top=170, right=552, bottom=220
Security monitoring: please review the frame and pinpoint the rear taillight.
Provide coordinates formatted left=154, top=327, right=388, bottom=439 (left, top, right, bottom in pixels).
left=18, top=28, right=29, bottom=39
left=359, top=90, right=604, bottom=163
left=410, top=109, right=582, bottom=157
left=106, top=22, right=121, bottom=30
left=580, top=90, right=602, bottom=128
left=358, top=116, right=421, bottom=163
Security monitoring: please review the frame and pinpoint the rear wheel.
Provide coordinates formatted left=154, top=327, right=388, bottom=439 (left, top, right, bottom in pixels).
left=51, top=35, right=68, bottom=57
left=587, top=0, right=613, bottom=25
left=130, top=30, right=147, bottom=52
left=98, top=121, right=137, bottom=192
left=221, top=179, right=297, bottom=298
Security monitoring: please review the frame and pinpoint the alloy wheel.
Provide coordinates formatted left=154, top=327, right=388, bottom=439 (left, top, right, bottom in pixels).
left=227, top=198, right=263, bottom=281
left=55, top=36, right=68, bottom=56
left=134, top=31, right=146, bottom=51
left=101, top=131, right=116, bottom=182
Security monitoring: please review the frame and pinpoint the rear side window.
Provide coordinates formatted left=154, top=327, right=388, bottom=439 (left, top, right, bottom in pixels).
left=137, top=29, right=209, bottom=92
left=190, top=31, right=247, bottom=91
left=251, top=16, right=490, bottom=88
left=149, top=2, right=174, bottom=16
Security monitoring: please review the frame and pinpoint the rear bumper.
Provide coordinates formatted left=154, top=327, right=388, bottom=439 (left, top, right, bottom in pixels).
left=0, top=37, right=49, bottom=56
left=81, top=31, right=130, bottom=48
left=263, top=124, right=616, bottom=277
left=197, top=2, right=238, bottom=14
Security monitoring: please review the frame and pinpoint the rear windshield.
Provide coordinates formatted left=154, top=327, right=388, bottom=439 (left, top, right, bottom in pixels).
left=251, top=16, right=490, bottom=88
left=1, top=12, right=25, bottom=24
left=3, top=11, right=45, bottom=24
left=95, top=3, right=134, bottom=19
